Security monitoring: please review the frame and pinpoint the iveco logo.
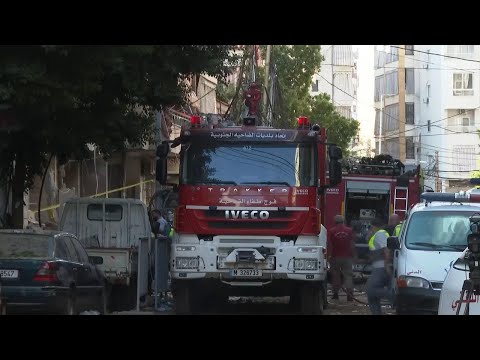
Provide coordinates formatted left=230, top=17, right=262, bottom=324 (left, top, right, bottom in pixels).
left=225, top=210, right=270, bottom=219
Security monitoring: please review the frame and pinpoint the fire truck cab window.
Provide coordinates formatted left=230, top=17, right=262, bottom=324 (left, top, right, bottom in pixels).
left=181, top=143, right=316, bottom=187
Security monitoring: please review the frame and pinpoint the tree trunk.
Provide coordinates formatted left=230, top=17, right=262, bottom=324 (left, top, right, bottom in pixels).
left=12, top=156, right=26, bottom=229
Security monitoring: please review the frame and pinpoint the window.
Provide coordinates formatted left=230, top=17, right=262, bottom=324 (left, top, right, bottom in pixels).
left=87, top=204, right=123, bottom=221
left=311, top=80, right=319, bottom=92
left=54, top=238, right=70, bottom=260
left=182, top=143, right=317, bottom=187
left=447, top=45, right=475, bottom=56
left=405, top=68, right=415, bottom=94
left=70, top=237, right=89, bottom=264
left=427, top=84, right=431, bottom=97
left=375, top=71, right=399, bottom=102
left=406, top=103, right=415, bottom=125
left=386, top=46, right=399, bottom=64
left=405, top=211, right=475, bottom=251
left=448, top=112, right=475, bottom=132
left=427, top=120, right=431, bottom=132
left=384, top=103, right=399, bottom=131
left=453, top=145, right=476, bottom=172
left=453, top=73, right=473, bottom=96
left=405, top=45, right=414, bottom=55
left=406, top=136, right=415, bottom=159
left=63, top=237, right=79, bottom=263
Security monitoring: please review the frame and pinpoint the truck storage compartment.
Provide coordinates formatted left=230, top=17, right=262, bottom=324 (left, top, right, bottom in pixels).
left=344, top=181, right=390, bottom=271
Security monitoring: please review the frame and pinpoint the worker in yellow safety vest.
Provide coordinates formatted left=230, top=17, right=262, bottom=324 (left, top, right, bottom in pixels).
left=366, top=218, right=395, bottom=315
left=394, top=223, right=402, bottom=237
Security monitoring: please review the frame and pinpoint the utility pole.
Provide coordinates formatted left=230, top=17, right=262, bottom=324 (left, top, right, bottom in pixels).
left=331, top=45, right=335, bottom=104
left=435, top=151, right=441, bottom=192
left=251, top=45, right=256, bottom=82
left=263, top=45, right=272, bottom=124
left=398, top=45, right=406, bottom=162
left=379, top=60, right=386, bottom=155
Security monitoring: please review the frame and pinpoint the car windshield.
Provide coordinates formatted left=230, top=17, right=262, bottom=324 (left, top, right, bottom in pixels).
left=0, top=234, right=52, bottom=259
left=405, top=211, right=474, bottom=251
left=181, top=142, right=316, bottom=187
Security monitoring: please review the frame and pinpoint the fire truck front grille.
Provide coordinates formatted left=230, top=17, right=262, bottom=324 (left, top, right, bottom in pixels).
left=205, top=210, right=294, bottom=219
left=209, top=221, right=288, bottom=230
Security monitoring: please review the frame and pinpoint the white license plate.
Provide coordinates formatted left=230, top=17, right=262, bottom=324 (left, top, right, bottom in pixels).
left=0, top=269, right=19, bottom=278
left=230, top=269, right=262, bottom=277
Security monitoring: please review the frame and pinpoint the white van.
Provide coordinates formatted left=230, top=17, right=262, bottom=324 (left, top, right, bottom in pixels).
left=388, top=201, right=480, bottom=314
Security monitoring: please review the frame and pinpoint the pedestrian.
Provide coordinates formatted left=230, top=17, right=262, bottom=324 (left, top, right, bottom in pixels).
left=385, top=214, right=401, bottom=237
left=327, top=215, right=355, bottom=301
left=366, top=218, right=395, bottom=315
left=150, top=209, right=172, bottom=307
left=151, top=209, right=171, bottom=237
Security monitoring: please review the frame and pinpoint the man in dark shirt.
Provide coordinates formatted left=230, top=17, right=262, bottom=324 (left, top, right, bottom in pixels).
left=384, top=214, right=400, bottom=237
left=328, top=215, right=356, bottom=301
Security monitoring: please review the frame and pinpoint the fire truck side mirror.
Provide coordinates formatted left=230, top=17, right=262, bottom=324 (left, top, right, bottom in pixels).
left=156, top=142, right=170, bottom=185
left=328, top=145, right=343, bottom=187
left=329, top=160, right=342, bottom=187
left=329, top=145, right=343, bottom=160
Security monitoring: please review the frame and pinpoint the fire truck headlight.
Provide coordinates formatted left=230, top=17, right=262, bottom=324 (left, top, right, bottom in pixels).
left=297, top=247, right=318, bottom=253
left=176, top=246, right=196, bottom=252
left=176, top=257, right=199, bottom=269
left=217, top=256, right=227, bottom=269
left=294, top=258, right=318, bottom=271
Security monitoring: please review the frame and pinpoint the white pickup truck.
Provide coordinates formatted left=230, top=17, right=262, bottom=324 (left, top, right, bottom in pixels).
left=59, top=198, right=153, bottom=311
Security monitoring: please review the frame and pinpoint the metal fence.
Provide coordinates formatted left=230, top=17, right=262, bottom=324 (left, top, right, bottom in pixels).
left=136, top=237, right=150, bottom=311
left=136, top=235, right=171, bottom=312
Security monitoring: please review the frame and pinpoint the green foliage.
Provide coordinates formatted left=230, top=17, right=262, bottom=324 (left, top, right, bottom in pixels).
left=259, top=45, right=322, bottom=128
left=258, top=45, right=359, bottom=152
left=0, top=45, right=238, bottom=190
left=305, top=93, right=360, bottom=153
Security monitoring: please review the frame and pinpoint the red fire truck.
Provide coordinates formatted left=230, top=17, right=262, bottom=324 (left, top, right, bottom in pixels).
left=323, top=156, right=422, bottom=274
left=156, top=84, right=343, bottom=314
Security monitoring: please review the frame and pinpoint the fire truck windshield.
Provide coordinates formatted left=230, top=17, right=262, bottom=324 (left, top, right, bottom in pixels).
left=181, top=142, right=317, bottom=187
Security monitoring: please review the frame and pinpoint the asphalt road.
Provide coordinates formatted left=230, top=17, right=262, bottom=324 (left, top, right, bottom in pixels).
left=112, top=283, right=396, bottom=315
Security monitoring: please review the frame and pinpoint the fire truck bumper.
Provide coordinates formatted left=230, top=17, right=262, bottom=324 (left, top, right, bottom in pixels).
left=170, top=235, right=327, bottom=283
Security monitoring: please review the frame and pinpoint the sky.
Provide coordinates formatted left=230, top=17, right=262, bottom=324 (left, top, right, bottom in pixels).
left=352, top=45, right=375, bottom=147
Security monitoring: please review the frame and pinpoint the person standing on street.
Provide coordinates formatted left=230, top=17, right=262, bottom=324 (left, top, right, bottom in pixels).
left=327, top=215, right=356, bottom=301
left=366, top=218, right=394, bottom=315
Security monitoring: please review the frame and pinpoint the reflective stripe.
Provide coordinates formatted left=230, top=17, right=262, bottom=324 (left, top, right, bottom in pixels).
left=394, top=224, right=402, bottom=237
left=368, top=229, right=388, bottom=250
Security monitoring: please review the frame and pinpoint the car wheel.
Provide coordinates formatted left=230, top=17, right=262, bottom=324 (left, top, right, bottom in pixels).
left=64, top=295, right=76, bottom=315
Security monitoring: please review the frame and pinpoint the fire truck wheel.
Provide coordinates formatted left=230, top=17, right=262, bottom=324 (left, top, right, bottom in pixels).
left=300, top=284, right=324, bottom=315
left=289, top=291, right=301, bottom=312
left=173, top=283, right=193, bottom=315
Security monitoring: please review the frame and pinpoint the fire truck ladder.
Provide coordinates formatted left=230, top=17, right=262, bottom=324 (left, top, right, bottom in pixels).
left=394, top=187, right=409, bottom=216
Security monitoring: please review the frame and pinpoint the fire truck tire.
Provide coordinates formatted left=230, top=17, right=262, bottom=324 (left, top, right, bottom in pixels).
left=174, top=283, right=193, bottom=315
left=300, top=284, right=324, bottom=315
left=289, top=291, right=301, bottom=312
left=323, top=283, right=328, bottom=310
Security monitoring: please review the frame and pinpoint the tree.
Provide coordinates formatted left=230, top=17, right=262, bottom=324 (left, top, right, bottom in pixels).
left=0, top=45, right=237, bottom=228
left=305, top=94, right=360, bottom=153
left=212, top=44, right=360, bottom=152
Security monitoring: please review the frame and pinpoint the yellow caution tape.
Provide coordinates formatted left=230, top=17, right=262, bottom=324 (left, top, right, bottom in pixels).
left=33, top=179, right=156, bottom=214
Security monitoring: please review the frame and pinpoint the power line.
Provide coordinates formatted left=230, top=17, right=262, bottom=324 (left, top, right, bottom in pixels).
left=380, top=107, right=480, bottom=139
left=376, top=48, right=479, bottom=73
left=391, top=46, right=480, bottom=64
left=318, top=71, right=479, bottom=138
